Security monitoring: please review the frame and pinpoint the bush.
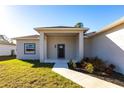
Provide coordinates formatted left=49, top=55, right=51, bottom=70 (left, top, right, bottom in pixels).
left=79, top=57, right=117, bottom=74
left=92, top=57, right=107, bottom=72
left=68, top=59, right=77, bottom=69
left=83, top=57, right=90, bottom=62
left=72, top=62, right=77, bottom=68
left=80, top=57, right=89, bottom=64
left=105, top=64, right=116, bottom=75
left=83, top=57, right=106, bottom=72
left=81, top=61, right=87, bottom=69
left=85, top=63, right=94, bottom=73
left=80, top=58, right=89, bottom=69
left=80, top=58, right=84, bottom=64
left=68, top=59, right=73, bottom=69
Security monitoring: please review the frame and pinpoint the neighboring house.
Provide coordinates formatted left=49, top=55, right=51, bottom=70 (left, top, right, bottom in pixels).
left=0, top=35, right=16, bottom=56
left=14, top=17, right=124, bottom=74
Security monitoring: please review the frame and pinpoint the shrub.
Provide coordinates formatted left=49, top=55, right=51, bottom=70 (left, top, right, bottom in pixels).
left=79, top=57, right=117, bottom=76
left=80, top=58, right=84, bottom=64
left=87, top=57, right=107, bottom=72
left=72, top=62, right=77, bottom=68
left=81, top=61, right=87, bottom=69
left=83, top=57, right=90, bottom=62
left=93, top=61, right=106, bottom=71
left=80, top=57, right=90, bottom=64
left=68, top=59, right=73, bottom=69
left=105, top=64, right=116, bottom=75
left=85, top=63, right=94, bottom=73
left=80, top=58, right=89, bottom=69
left=68, top=59, right=77, bottom=69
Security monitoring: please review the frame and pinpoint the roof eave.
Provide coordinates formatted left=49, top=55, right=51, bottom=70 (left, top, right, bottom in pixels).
left=89, top=16, right=124, bottom=38
left=34, top=27, right=89, bottom=33
left=12, top=37, right=39, bottom=40
left=12, top=35, right=39, bottom=40
left=0, top=43, right=16, bottom=45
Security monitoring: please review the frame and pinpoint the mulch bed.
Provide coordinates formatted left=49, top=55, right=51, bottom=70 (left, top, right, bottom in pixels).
left=68, top=63, right=124, bottom=87
left=0, top=56, right=16, bottom=61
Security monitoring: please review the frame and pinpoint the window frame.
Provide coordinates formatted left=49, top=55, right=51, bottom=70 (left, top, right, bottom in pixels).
left=24, top=43, right=36, bottom=55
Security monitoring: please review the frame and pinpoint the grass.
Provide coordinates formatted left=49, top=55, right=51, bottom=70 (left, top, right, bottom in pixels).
left=0, top=59, right=81, bottom=88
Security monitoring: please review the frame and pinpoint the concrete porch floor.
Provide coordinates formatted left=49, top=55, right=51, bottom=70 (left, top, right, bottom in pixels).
left=44, top=59, right=69, bottom=63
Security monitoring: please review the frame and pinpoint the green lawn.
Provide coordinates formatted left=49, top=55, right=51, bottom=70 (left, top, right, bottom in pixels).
left=0, top=59, right=81, bottom=88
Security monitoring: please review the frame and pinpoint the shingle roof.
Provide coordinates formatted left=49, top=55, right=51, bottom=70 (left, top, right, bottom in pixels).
left=13, top=35, right=39, bottom=39
left=43, top=26, right=76, bottom=28
left=0, top=41, right=15, bottom=45
left=0, top=35, right=15, bottom=45
left=34, top=26, right=89, bottom=33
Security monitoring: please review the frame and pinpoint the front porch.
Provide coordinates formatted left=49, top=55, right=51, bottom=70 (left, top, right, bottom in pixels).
left=40, top=32, right=84, bottom=62
left=34, top=27, right=86, bottom=62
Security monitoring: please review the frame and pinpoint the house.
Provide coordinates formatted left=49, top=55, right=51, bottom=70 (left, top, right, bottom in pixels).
left=0, top=35, right=16, bottom=56
left=15, top=26, right=88, bottom=61
left=14, top=17, right=124, bottom=74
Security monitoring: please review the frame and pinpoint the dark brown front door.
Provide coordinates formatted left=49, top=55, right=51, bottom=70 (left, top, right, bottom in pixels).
left=57, top=44, right=65, bottom=58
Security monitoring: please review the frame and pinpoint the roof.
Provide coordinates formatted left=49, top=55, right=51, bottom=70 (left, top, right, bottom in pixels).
left=13, top=35, right=39, bottom=40
left=34, top=26, right=89, bottom=33
left=0, top=41, right=15, bottom=45
left=84, top=32, right=96, bottom=38
left=0, top=35, right=15, bottom=45
left=14, top=17, right=124, bottom=40
left=90, top=16, right=124, bottom=37
left=42, top=26, right=76, bottom=28
left=14, top=26, right=89, bottom=40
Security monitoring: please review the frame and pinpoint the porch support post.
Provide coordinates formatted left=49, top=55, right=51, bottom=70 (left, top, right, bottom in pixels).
left=40, top=32, right=45, bottom=62
left=79, top=32, right=84, bottom=61
left=44, top=36, right=47, bottom=59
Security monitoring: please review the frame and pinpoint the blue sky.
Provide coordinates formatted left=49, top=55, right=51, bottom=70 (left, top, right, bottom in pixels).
left=0, top=5, right=124, bottom=38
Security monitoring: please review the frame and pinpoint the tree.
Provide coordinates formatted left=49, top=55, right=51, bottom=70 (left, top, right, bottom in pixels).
left=75, top=22, right=83, bottom=28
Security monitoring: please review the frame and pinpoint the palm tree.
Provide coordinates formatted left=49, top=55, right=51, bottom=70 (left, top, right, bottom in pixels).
left=75, top=22, right=83, bottom=28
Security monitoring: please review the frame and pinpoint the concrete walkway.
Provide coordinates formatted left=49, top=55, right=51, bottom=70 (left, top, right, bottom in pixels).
left=52, top=62, right=123, bottom=88
left=53, top=60, right=68, bottom=68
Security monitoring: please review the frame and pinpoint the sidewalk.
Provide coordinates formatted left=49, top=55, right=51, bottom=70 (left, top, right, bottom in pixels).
left=52, top=64, right=123, bottom=88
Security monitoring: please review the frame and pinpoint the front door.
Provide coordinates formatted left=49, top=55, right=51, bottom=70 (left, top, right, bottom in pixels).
left=57, top=44, right=65, bottom=58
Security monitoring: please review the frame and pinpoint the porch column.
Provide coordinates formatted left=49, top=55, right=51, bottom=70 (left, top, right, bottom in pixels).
left=44, top=36, right=47, bottom=59
left=40, top=32, right=45, bottom=62
left=79, top=32, right=84, bottom=60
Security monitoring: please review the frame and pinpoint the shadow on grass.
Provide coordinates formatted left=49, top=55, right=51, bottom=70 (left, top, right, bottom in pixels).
left=0, top=56, right=16, bottom=61
left=22, top=60, right=54, bottom=68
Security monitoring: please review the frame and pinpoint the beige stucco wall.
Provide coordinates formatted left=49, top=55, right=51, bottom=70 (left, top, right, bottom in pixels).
left=0, top=44, right=16, bottom=56
left=16, top=39, right=40, bottom=60
left=84, top=38, right=91, bottom=58
left=90, top=23, right=124, bottom=74
left=47, top=36, right=77, bottom=60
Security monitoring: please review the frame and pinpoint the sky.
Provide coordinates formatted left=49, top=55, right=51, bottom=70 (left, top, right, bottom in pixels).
left=0, top=5, right=124, bottom=38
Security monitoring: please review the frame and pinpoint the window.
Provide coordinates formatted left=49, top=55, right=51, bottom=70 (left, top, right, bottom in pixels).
left=24, top=43, right=35, bottom=54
